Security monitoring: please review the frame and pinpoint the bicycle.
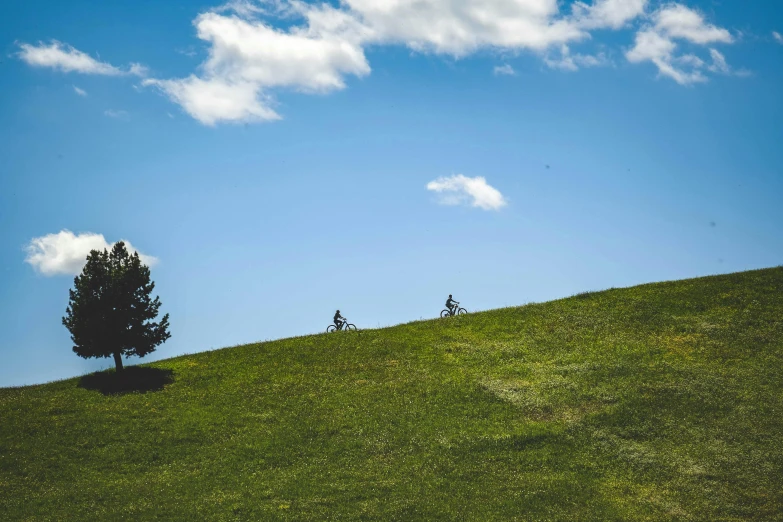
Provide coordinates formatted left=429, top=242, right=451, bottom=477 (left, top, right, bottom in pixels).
left=327, top=320, right=357, bottom=332
left=441, top=304, right=467, bottom=318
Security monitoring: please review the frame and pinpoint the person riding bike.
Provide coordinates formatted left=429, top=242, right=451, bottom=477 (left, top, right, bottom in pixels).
left=334, top=310, right=345, bottom=330
left=446, top=295, right=459, bottom=315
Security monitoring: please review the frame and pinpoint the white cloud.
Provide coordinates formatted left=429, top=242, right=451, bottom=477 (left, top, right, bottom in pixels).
left=426, top=174, right=507, bottom=210
left=545, top=44, right=610, bottom=71
left=104, top=109, right=129, bottom=119
left=73, top=85, right=87, bottom=96
left=25, top=230, right=158, bottom=276
left=18, top=41, right=121, bottom=75
left=143, top=77, right=280, bottom=125
left=653, top=4, right=733, bottom=45
left=142, top=8, right=371, bottom=125
left=773, top=31, right=783, bottom=44
left=341, top=0, right=585, bottom=56
left=131, top=0, right=739, bottom=123
left=493, top=64, right=516, bottom=76
left=626, top=29, right=706, bottom=84
left=626, top=4, right=734, bottom=85
left=17, top=40, right=147, bottom=76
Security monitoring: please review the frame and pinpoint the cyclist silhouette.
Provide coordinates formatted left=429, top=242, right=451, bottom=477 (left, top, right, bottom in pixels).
left=327, top=311, right=356, bottom=332
left=334, top=310, right=345, bottom=329
left=446, top=295, right=459, bottom=315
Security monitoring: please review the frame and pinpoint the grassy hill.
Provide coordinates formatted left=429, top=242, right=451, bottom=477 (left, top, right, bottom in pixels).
left=1, top=268, right=782, bottom=521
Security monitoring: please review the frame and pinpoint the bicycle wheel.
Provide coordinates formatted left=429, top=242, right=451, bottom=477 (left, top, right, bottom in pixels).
left=326, top=325, right=337, bottom=333
left=440, top=309, right=451, bottom=318
left=457, top=308, right=467, bottom=315
left=345, top=323, right=357, bottom=331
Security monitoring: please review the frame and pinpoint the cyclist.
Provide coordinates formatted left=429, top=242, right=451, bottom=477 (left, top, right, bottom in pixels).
left=334, top=309, right=345, bottom=330
left=446, top=295, right=459, bottom=316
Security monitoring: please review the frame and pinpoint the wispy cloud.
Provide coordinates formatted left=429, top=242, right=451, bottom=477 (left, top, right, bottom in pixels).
left=545, top=44, right=611, bottom=71
left=128, top=63, right=149, bottom=77
left=774, top=31, right=783, bottom=44
left=72, top=85, right=87, bottom=96
left=104, top=109, right=129, bottom=119
left=426, top=174, right=507, bottom=211
left=707, top=48, right=729, bottom=74
left=493, top=64, right=516, bottom=76
left=571, top=0, right=648, bottom=30
left=17, top=40, right=147, bottom=76
left=176, top=45, right=199, bottom=57
left=25, top=230, right=158, bottom=276
left=626, top=4, right=735, bottom=85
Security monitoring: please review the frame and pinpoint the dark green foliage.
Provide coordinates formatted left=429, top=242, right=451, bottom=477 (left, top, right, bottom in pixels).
left=62, top=241, right=170, bottom=372
left=2, top=267, right=782, bottom=520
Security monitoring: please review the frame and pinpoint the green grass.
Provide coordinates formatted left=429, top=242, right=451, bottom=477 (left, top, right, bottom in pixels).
left=2, top=267, right=782, bottom=521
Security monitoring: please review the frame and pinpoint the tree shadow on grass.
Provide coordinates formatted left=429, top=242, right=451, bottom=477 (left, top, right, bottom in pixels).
left=78, top=366, right=175, bottom=396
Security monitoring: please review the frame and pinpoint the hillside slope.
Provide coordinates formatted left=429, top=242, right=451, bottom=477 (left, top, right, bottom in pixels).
left=1, top=267, right=782, bottom=521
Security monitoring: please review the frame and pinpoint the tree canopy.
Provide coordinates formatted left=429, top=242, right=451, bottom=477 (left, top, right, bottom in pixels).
left=62, top=241, right=170, bottom=372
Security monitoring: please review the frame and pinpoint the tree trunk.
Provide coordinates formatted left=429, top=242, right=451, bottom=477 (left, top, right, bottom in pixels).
left=113, top=351, right=124, bottom=372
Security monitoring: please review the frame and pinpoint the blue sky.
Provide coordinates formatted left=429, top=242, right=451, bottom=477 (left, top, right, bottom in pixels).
left=1, top=0, right=781, bottom=387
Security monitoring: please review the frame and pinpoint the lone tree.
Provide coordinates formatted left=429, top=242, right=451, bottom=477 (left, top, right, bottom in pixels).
left=63, top=241, right=171, bottom=372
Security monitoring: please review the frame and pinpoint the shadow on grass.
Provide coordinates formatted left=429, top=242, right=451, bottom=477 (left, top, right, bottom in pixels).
left=78, top=366, right=175, bottom=395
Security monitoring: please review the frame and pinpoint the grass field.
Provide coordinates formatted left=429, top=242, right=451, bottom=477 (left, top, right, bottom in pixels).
left=1, top=267, right=782, bottom=521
